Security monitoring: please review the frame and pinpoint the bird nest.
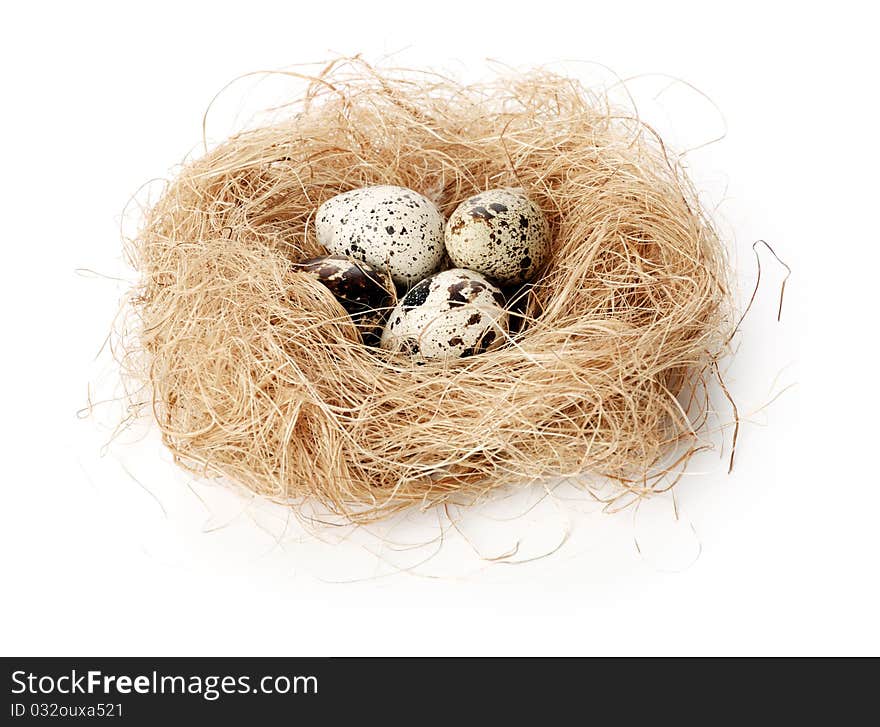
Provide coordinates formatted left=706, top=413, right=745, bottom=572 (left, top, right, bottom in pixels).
left=122, top=59, right=733, bottom=521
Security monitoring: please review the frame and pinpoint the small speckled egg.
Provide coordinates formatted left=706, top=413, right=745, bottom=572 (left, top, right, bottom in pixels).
left=315, top=185, right=446, bottom=287
left=297, top=255, right=396, bottom=345
left=445, top=188, right=550, bottom=285
left=380, top=268, right=508, bottom=360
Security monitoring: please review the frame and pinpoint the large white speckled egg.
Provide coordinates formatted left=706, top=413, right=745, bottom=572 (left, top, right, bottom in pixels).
left=315, top=185, right=445, bottom=287
left=445, top=188, right=550, bottom=285
left=380, top=268, right=508, bottom=360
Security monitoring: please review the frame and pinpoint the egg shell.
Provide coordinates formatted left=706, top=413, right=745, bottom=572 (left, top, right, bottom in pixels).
left=380, top=268, right=508, bottom=360
left=316, top=185, right=446, bottom=287
left=445, top=188, right=550, bottom=285
left=297, top=255, right=396, bottom=346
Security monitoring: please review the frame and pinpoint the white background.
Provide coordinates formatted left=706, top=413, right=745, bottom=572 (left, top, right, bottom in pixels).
left=1, top=1, right=877, bottom=656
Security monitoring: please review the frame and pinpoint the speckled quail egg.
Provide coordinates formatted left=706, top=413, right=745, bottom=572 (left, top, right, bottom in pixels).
left=315, top=185, right=446, bottom=287
left=380, top=268, right=508, bottom=360
left=297, top=255, right=396, bottom=345
left=445, top=188, right=551, bottom=285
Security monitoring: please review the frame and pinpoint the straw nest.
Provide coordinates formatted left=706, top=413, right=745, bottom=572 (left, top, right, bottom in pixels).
left=123, top=59, right=734, bottom=521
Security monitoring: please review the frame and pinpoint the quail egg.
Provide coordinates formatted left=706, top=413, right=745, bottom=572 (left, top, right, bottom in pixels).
left=380, top=268, right=508, bottom=360
left=445, top=188, right=550, bottom=285
left=315, top=185, right=446, bottom=287
left=297, top=255, right=395, bottom=345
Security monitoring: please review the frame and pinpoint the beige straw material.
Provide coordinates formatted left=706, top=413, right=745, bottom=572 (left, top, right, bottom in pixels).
left=121, top=59, right=734, bottom=521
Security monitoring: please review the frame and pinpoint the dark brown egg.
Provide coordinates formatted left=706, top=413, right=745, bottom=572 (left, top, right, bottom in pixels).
left=297, top=255, right=396, bottom=345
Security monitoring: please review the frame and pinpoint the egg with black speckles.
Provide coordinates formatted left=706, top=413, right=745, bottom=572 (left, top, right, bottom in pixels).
left=445, top=188, right=550, bottom=285
left=380, top=268, right=508, bottom=360
left=315, top=185, right=446, bottom=287
left=297, top=255, right=396, bottom=345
